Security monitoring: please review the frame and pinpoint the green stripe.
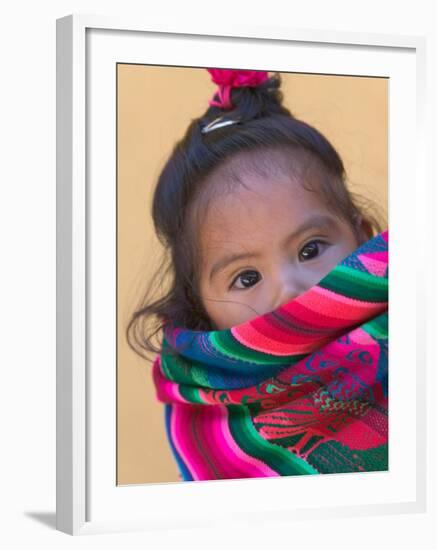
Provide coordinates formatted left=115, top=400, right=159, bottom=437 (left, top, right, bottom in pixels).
left=163, top=354, right=211, bottom=386
left=362, top=312, right=388, bottom=339
left=267, top=408, right=313, bottom=415
left=161, top=338, right=213, bottom=386
left=178, top=384, right=203, bottom=403
left=227, top=405, right=319, bottom=476
left=306, top=440, right=388, bottom=473
left=160, top=354, right=174, bottom=381
left=320, top=265, right=388, bottom=302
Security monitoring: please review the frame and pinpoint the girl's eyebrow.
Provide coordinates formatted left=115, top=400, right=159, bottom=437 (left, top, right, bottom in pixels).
left=209, top=251, right=261, bottom=282
left=282, top=213, right=338, bottom=247
left=209, top=214, right=338, bottom=281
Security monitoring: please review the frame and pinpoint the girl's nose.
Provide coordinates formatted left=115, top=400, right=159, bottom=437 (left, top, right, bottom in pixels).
left=272, top=274, right=303, bottom=310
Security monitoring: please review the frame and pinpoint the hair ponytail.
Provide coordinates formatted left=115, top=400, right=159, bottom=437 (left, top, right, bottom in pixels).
left=206, top=72, right=291, bottom=122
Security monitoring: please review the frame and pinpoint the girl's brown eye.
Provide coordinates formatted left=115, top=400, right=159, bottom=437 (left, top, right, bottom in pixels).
left=230, top=270, right=261, bottom=290
left=299, top=240, right=327, bottom=261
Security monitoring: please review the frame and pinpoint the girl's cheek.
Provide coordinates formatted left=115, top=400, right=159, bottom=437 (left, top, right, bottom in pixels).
left=300, top=256, right=336, bottom=286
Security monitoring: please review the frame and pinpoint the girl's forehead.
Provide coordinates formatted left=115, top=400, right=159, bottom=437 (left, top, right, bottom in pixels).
left=202, top=175, right=322, bottom=225
left=198, top=174, right=332, bottom=247
left=188, top=147, right=334, bottom=258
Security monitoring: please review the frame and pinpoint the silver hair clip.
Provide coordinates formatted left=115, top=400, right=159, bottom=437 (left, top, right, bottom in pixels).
left=201, top=116, right=241, bottom=134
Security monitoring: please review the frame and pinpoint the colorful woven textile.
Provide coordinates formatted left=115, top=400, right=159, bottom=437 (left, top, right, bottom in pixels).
left=152, top=230, right=389, bottom=481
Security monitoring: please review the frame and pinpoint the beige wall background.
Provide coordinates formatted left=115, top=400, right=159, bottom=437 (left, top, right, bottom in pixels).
left=117, top=65, right=388, bottom=485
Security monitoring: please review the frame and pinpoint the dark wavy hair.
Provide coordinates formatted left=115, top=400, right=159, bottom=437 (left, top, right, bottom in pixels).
left=126, top=71, right=386, bottom=362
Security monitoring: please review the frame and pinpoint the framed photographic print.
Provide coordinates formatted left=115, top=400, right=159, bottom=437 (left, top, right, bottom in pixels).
left=56, top=14, right=427, bottom=535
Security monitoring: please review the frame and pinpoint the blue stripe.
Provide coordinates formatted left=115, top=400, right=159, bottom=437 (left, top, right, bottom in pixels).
left=164, top=404, right=193, bottom=481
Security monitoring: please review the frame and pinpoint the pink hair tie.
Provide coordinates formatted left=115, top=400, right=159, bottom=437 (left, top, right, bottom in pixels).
left=206, top=68, right=269, bottom=110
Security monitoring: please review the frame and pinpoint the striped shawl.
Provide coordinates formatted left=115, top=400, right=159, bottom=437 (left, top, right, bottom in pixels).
left=152, top=230, right=389, bottom=481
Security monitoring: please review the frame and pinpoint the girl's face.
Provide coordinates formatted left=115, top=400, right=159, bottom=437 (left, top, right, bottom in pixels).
left=198, top=171, right=365, bottom=331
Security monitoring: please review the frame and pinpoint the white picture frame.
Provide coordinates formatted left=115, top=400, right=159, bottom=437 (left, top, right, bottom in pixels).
left=56, top=13, right=428, bottom=536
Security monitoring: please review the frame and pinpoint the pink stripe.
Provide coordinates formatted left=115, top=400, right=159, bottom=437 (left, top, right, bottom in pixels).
left=254, top=303, right=349, bottom=341
left=197, top=407, right=238, bottom=479
left=252, top=314, right=322, bottom=343
left=152, top=358, right=191, bottom=404
left=199, top=405, right=277, bottom=478
left=172, top=384, right=191, bottom=404
left=171, top=404, right=279, bottom=480
left=217, top=407, right=278, bottom=477
left=232, top=324, right=335, bottom=355
left=280, top=302, right=349, bottom=329
left=170, top=405, right=199, bottom=479
left=171, top=405, right=210, bottom=480
left=231, top=286, right=386, bottom=356
left=294, top=286, right=386, bottom=319
left=361, top=251, right=388, bottom=262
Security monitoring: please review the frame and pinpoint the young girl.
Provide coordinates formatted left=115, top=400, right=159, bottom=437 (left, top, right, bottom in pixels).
left=127, top=69, right=388, bottom=481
